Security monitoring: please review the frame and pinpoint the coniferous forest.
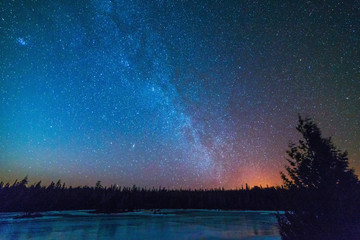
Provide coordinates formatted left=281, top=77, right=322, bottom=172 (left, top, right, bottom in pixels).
left=0, top=178, right=292, bottom=213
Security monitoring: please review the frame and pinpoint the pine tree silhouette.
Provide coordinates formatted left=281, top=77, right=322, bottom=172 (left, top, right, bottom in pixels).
left=277, top=116, right=360, bottom=240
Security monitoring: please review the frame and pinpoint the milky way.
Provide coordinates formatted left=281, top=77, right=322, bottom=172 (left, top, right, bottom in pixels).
left=0, top=1, right=359, bottom=188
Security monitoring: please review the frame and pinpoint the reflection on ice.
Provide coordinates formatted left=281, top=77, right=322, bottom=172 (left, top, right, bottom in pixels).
left=0, top=210, right=280, bottom=240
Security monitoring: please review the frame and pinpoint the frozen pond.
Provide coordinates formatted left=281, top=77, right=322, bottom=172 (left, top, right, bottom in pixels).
left=0, top=210, right=280, bottom=240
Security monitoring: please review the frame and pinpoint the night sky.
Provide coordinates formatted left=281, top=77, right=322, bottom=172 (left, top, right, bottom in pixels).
left=1, top=1, right=359, bottom=189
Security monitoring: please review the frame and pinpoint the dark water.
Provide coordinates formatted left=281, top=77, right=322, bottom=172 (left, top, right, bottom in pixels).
left=0, top=210, right=280, bottom=240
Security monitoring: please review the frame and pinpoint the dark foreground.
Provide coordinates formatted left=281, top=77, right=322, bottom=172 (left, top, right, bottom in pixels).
left=0, top=210, right=280, bottom=240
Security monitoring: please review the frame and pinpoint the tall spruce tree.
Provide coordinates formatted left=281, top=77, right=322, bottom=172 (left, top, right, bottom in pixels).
left=277, top=116, right=360, bottom=240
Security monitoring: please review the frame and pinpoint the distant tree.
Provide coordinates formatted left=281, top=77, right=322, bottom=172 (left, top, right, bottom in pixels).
left=95, top=181, right=103, bottom=189
left=47, top=181, right=55, bottom=190
left=34, top=181, right=42, bottom=189
left=19, top=176, right=28, bottom=187
left=277, top=116, right=360, bottom=240
left=55, top=180, right=62, bottom=189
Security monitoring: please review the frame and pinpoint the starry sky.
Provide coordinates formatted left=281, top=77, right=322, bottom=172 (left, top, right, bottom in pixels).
left=0, top=0, right=359, bottom=189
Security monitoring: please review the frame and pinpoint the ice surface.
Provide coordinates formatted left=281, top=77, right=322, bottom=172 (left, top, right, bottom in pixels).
left=0, top=210, right=280, bottom=240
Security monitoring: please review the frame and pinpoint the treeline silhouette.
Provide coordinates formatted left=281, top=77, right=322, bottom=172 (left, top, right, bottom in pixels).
left=0, top=177, right=292, bottom=213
